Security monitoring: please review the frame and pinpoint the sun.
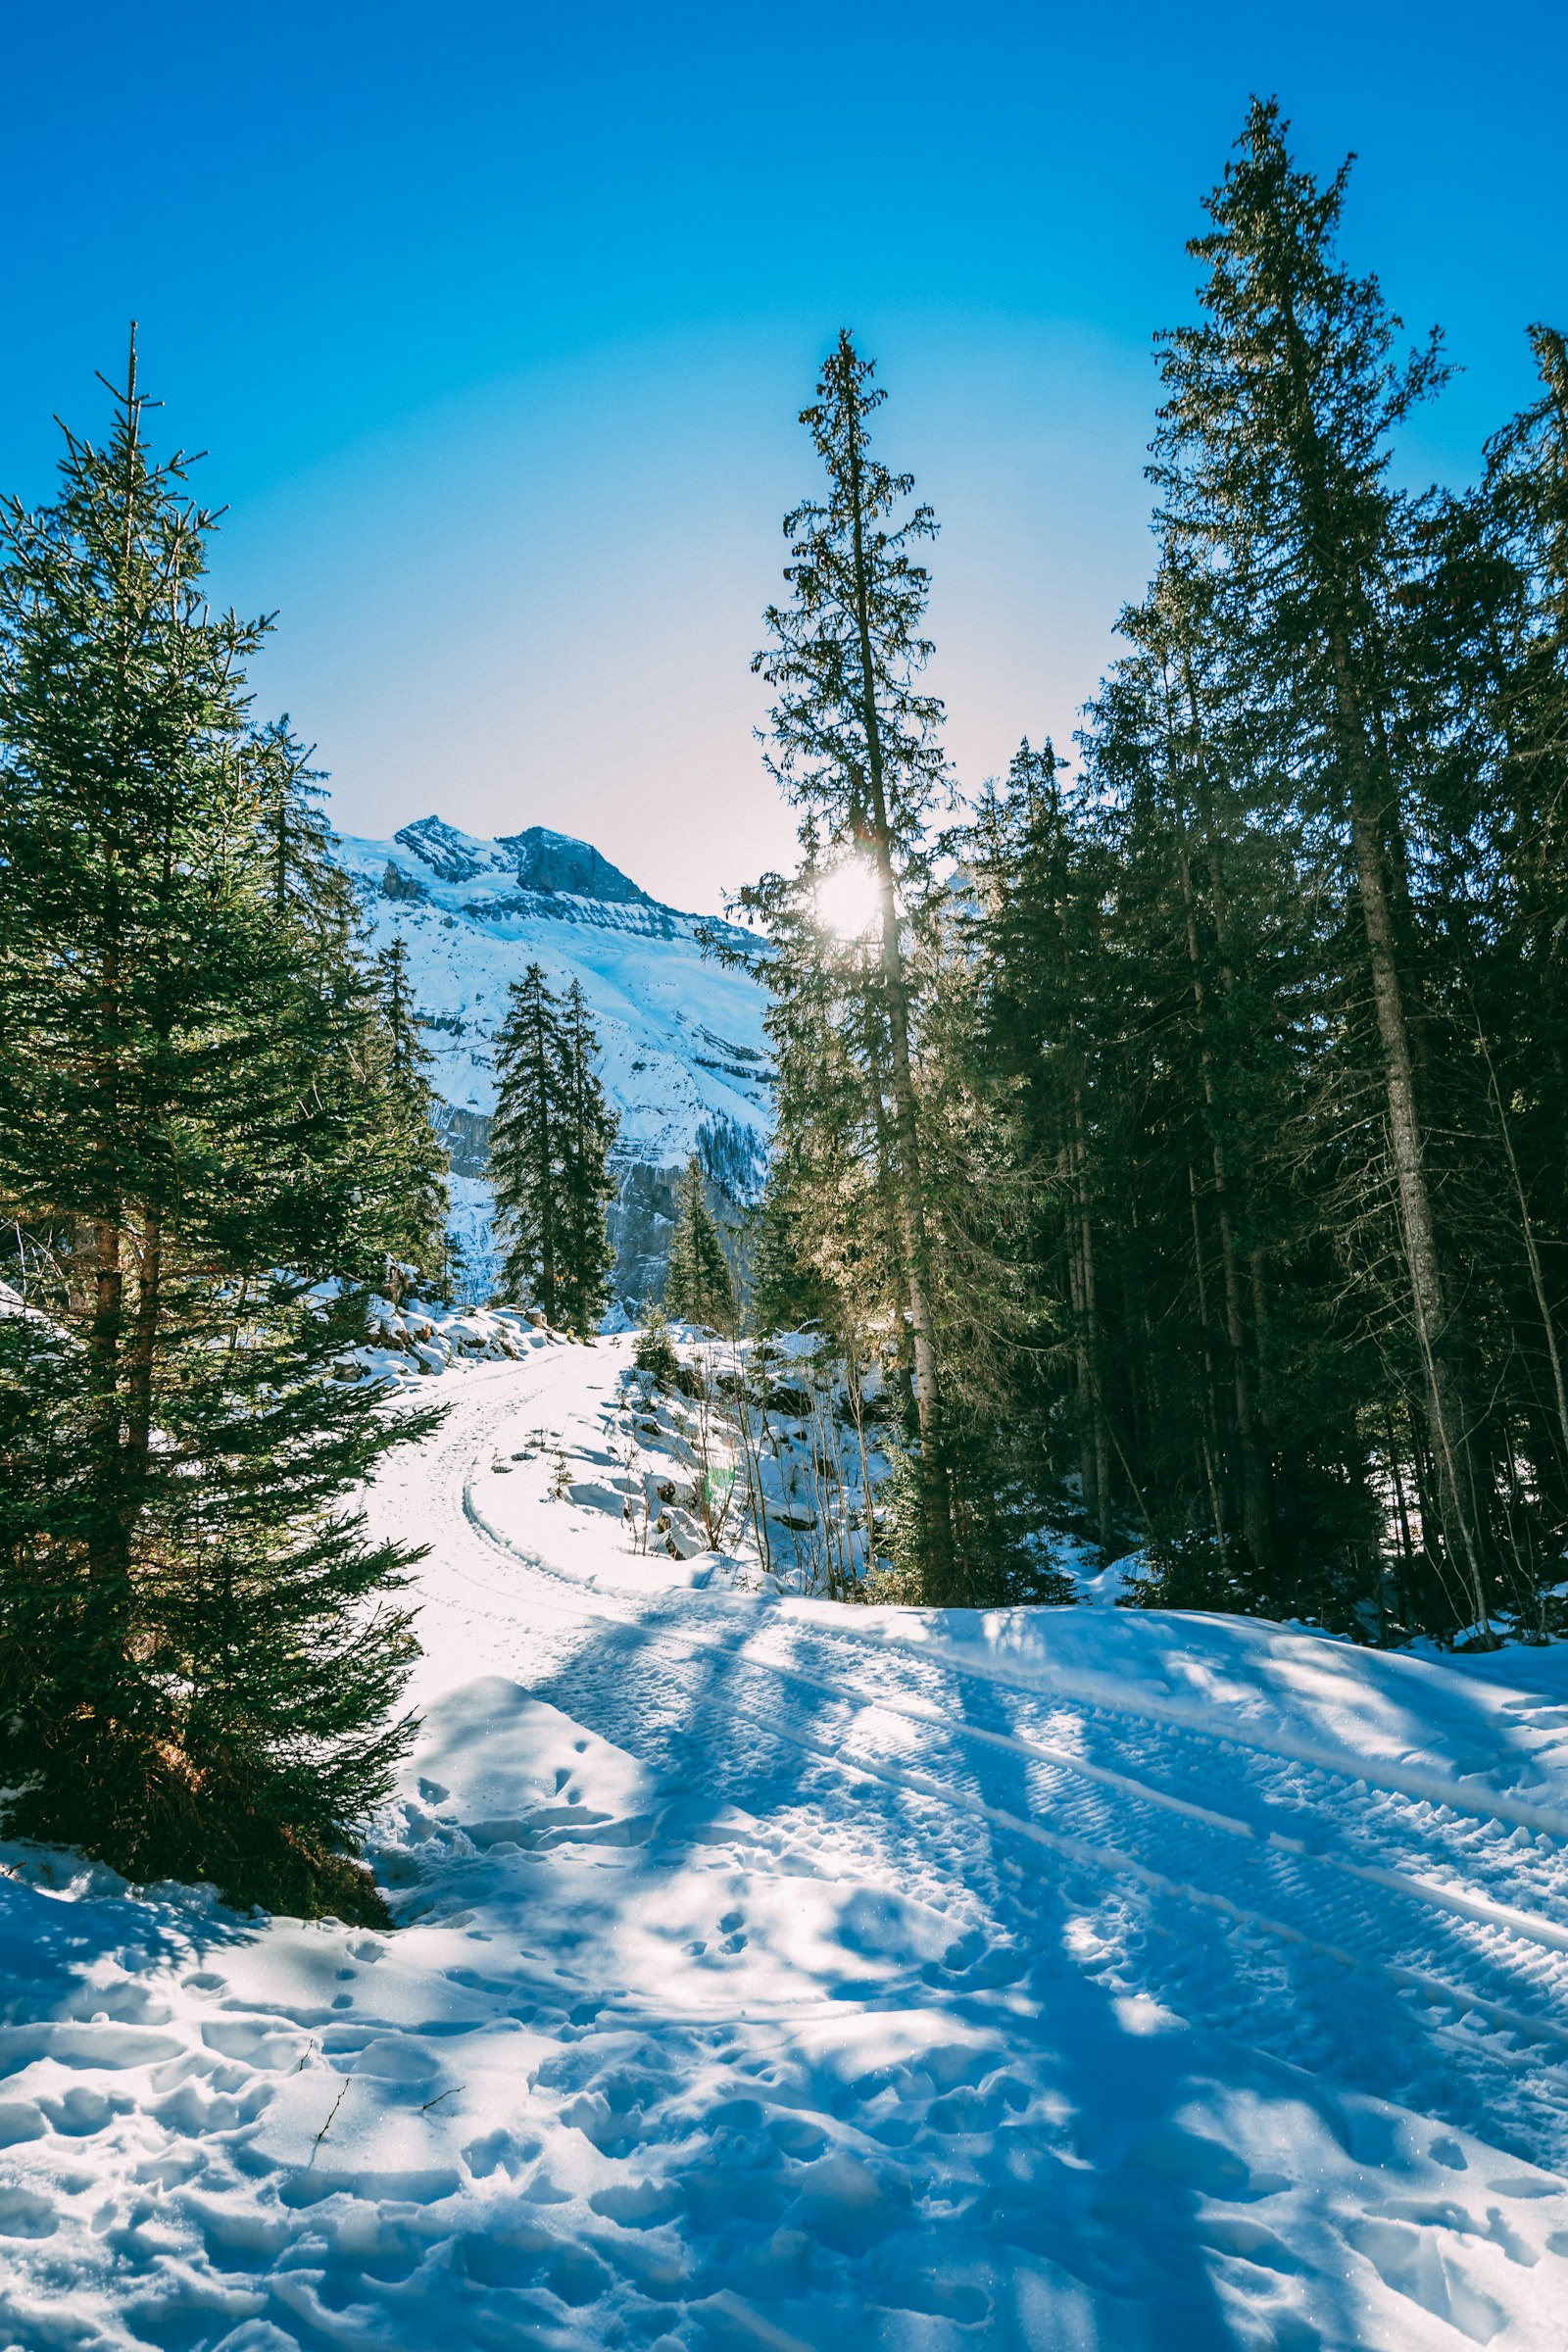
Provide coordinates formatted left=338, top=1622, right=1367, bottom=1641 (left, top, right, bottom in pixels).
left=814, top=857, right=883, bottom=940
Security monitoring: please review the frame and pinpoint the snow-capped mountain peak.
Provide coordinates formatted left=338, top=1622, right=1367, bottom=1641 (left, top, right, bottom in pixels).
left=332, top=813, right=770, bottom=1297
left=390, top=814, right=654, bottom=907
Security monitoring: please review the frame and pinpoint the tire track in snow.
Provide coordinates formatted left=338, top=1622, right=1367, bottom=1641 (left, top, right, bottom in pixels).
left=442, top=1383, right=1568, bottom=2067
left=373, top=1355, right=1568, bottom=2158
left=422, top=1357, right=1568, bottom=1894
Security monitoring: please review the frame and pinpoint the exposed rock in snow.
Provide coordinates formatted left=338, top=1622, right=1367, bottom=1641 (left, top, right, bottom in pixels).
left=332, top=815, right=770, bottom=1299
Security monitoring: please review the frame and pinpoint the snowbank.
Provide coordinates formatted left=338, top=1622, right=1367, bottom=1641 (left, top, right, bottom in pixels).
left=3, top=1335, right=1568, bottom=2350
left=345, top=1295, right=557, bottom=1387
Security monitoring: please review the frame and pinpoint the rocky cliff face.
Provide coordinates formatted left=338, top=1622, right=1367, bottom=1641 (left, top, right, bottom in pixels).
left=333, top=815, right=771, bottom=1300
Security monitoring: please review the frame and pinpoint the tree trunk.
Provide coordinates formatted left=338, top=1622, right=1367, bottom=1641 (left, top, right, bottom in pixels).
left=1072, top=1088, right=1112, bottom=1549
left=844, top=412, right=957, bottom=1592
left=1187, top=1160, right=1230, bottom=1560
left=1273, top=295, right=1490, bottom=1637
left=531, top=1003, right=557, bottom=1320
left=1332, top=628, right=1490, bottom=1635
left=1175, top=839, right=1270, bottom=1565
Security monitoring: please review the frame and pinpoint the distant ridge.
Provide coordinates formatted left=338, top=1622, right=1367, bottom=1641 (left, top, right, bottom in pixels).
left=393, top=815, right=653, bottom=907
left=331, top=812, right=769, bottom=1298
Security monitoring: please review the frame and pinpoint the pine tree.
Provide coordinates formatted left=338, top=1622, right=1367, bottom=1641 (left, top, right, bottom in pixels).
left=0, top=342, right=435, bottom=1916
left=749, top=1161, right=837, bottom=1339
left=375, top=936, right=453, bottom=1298
left=489, top=965, right=620, bottom=1334
left=953, top=742, right=1111, bottom=1539
left=753, top=331, right=960, bottom=1591
left=252, top=717, right=354, bottom=947
left=557, top=979, right=619, bottom=1336
left=490, top=962, right=568, bottom=1320
left=721, top=117, right=1568, bottom=1643
left=665, top=1154, right=737, bottom=1330
left=1151, top=99, right=1494, bottom=1631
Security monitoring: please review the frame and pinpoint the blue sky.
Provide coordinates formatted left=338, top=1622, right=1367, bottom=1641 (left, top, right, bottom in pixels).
left=6, top=2, right=1565, bottom=908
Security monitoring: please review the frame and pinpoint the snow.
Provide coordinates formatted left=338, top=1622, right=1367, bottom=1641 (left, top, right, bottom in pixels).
left=5, top=1336, right=1568, bottom=2349
left=343, top=1294, right=554, bottom=1389
left=462, top=1328, right=890, bottom=1599
left=331, top=817, right=771, bottom=1291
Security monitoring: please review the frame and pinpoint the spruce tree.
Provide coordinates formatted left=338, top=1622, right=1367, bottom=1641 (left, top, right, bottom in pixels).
left=1152, top=99, right=1492, bottom=1631
left=0, top=344, right=435, bottom=1916
left=375, top=936, right=453, bottom=1298
left=557, top=978, right=619, bottom=1336
left=753, top=331, right=959, bottom=1590
left=252, top=717, right=354, bottom=944
left=490, top=962, right=568, bottom=1320
left=720, top=119, right=1568, bottom=1643
left=489, top=966, right=620, bottom=1334
left=750, top=1162, right=837, bottom=1338
left=665, top=1155, right=737, bottom=1330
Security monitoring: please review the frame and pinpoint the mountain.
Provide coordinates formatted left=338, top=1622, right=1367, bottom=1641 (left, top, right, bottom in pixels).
left=332, top=815, right=772, bottom=1298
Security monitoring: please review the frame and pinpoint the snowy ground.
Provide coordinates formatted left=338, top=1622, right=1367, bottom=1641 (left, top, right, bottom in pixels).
left=5, top=1338, right=1568, bottom=2349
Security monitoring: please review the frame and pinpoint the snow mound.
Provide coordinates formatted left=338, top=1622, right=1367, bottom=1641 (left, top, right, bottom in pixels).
left=5, top=1336, right=1568, bottom=2349
left=344, top=1294, right=556, bottom=1386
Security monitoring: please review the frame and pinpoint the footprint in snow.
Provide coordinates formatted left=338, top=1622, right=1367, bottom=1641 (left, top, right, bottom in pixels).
left=0, top=2187, right=56, bottom=2240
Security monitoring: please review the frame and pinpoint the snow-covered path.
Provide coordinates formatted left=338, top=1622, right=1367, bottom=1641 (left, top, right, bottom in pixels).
left=6, top=1340, right=1568, bottom=2350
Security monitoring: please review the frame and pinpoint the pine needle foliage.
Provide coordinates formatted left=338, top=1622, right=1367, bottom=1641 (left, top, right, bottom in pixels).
left=749, top=331, right=963, bottom=1593
left=489, top=963, right=618, bottom=1335
left=0, top=345, right=437, bottom=1917
left=741, top=111, right=1568, bottom=1642
left=665, top=1155, right=738, bottom=1331
left=374, top=936, right=454, bottom=1298
left=557, top=980, right=619, bottom=1336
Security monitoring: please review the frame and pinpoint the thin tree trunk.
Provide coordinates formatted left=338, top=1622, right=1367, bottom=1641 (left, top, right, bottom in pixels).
left=124, top=1212, right=162, bottom=1481
left=1336, top=663, right=1489, bottom=1633
left=1384, top=1407, right=1415, bottom=1629
left=1072, top=1090, right=1112, bottom=1549
left=865, top=1030, right=915, bottom=1403
left=1176, top=838, right=1269, bottom=1563
left=1299, top=584, right=1490, bottom=1627
left=1187, top=1159, right=1228, bottom=1559
left=1275, top=298, right=1489, bottom=1636
left=1064, top=1168, right=1094, bottom=1520
left=844, top=412, right=956, bottom=1592
left=1473, top=1009, right=1568, bottom=1478
left=1249, top=1249, right=1272, bottom=1427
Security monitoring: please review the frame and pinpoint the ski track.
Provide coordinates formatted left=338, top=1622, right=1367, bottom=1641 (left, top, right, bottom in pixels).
left=3, top=1342, right=1568, bottom=2351
left=437, top=1365, right=1568, bottom=2167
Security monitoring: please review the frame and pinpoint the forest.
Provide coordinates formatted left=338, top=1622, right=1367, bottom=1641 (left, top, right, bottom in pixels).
left=733, top=97, right=1568, bottom=1650
left=2, top=96, right=1566, bottom=1931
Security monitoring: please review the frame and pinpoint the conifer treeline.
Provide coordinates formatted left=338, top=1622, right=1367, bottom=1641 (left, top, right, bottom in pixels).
left=743, top=101, right=1568, bottom=1642
left=666, top=1153, right=738, bottom=1331
left=0, top=348, right=453, bottom=1914
left=489, top=964, right=618, bottom=1336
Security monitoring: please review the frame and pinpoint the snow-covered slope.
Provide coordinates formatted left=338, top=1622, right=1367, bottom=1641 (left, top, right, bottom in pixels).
left=333, top=814, right=771, bottom=1295
left=5, top=1337, right=1568, bottom=2350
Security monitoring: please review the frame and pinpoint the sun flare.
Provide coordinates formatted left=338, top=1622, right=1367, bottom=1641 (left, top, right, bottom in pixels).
left=813, top=857, right=883, bottom=940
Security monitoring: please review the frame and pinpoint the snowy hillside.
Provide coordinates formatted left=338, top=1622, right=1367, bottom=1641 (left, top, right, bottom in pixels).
left=333, top=814, right=771, bottom=1295
left=4, top=1335, right=1568, bottom=2349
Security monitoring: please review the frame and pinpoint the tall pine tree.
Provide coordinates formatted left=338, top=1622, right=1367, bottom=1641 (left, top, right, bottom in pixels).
left=375, top=935, right=453, bottom=1298
left=1152, top=99, right=1494, bottom=1632
left=489, top=964, right=618, bottom=1334
left=665, top=1154, right=737, bottom=1330
left=557, top=978, right=619, bottom=1335
left=752, top=331, right=960, bottom=1592
left=0, top=343, right=435, bottom=1916
left=491, top=963, right=566, bottom=1320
